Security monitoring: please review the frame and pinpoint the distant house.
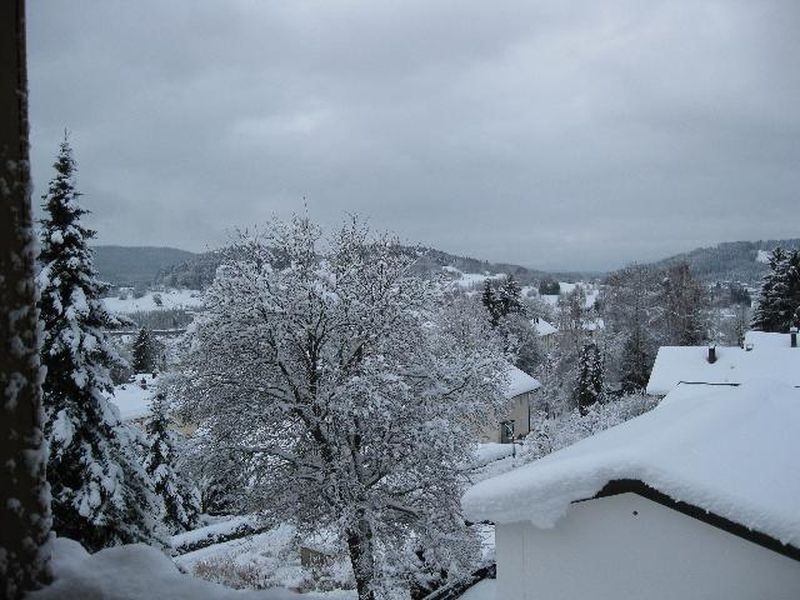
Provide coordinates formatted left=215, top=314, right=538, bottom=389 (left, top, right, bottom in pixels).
left=480, top=365, right=541, bottom=444
left=646, top=329, right=800, bottom=397
left=463, top=380, right=800, bottom=599
left=531, top=317, right=558, bottom=352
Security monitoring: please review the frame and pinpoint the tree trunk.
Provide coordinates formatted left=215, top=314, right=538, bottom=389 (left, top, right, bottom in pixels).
left=346, top=514, right=377, bottom=600
left=0, top=0, right=52, bottom=597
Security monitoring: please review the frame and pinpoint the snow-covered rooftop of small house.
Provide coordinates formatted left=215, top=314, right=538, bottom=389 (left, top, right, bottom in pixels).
left=645, top=344, right=800, bottom=396
left=744, top=330, right=797, bottom=349
left=462, top=379, right=800, bottom=548
left=504, top=365, right=541, bottom=398
left=531, top=318, right=557, bottom=337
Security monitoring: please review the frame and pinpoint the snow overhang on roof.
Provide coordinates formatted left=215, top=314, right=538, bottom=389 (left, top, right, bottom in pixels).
left=462, top=380, right=800, bottom=556
left=646, top=344, right=800, bottom=396
left=504, top=364, right=541, bottom=399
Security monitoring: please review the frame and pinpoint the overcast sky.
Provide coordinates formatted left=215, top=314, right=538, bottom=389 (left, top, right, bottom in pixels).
left=27, top=1, right=800, bottom=271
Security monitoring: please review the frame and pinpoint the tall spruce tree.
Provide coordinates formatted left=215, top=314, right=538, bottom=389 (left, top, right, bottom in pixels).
left=575, top=342, right=603, bottom=416
left=37, top=138, right=162, bottom=551
left=752, top=248, right=800, bottom=332
left=131, top=326, right=156, bottom=373
left=144, top=394, right=200, bottom=534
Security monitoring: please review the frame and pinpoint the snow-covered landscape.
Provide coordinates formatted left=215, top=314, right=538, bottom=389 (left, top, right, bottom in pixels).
left=3, top=3, right=800, bottom=600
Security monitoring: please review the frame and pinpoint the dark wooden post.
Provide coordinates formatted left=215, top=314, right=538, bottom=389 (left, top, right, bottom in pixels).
left=0, top=0, right=53, bottom=596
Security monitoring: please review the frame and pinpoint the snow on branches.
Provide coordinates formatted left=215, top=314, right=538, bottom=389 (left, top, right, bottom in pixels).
left=176, top=216, right=508, bottom=599
left=37, top=139, right=162, bottom=551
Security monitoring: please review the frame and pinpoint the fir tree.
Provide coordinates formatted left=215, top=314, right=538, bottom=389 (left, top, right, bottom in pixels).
left=620, top=325, right=652, bottom=393
left=37, top=138, right=162, bottom=551
left=497, top=275, right=524, bottom=317
left=481, top=280, right=501, bottom=327
left=144, top=394, right=200, bottom=534
left=752, top=248, right=800, bottom=332
left=575, top=342, right=603, bottom=415
left=131, top=326, right=157, bottom=373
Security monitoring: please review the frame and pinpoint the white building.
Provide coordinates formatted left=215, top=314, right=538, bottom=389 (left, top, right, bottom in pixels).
left=646, top=330, right=800, bottom=396
left=462, top=380, right=800, bottom=599
left=480, top=365, right=541, bottom=444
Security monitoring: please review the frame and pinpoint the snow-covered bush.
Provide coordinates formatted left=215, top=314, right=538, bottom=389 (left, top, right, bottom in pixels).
left=522, top=393, right=660, bottom=462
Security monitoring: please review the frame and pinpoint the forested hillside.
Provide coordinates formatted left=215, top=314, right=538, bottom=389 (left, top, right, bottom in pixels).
left=93, top=246, right=196, bottom=287
left=647, top=239, right=800, bottom=285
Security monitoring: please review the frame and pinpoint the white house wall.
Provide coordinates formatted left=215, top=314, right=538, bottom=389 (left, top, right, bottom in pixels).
left=495, top=493, right=800, bottom=600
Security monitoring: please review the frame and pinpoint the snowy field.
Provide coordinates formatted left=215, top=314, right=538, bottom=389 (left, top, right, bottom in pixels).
left=109, top=374, right=159, bottom=421
left=103, top=288, right=204, bottom=313
left=442, top=266, right=505, bottom=289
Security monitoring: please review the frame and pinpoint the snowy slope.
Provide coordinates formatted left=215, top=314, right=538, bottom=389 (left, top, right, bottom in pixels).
left=462, top=380, right=800, bottom=549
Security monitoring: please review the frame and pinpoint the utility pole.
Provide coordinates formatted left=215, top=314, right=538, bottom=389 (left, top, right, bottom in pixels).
left=0, top=0, right=52, bottom=597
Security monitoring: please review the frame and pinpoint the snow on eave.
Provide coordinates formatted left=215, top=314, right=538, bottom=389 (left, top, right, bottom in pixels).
left=462, top=380, right=800, bottom=549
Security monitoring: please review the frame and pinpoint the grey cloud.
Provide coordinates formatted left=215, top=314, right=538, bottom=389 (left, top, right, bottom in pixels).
left=27, top=0, right=800, bottom=271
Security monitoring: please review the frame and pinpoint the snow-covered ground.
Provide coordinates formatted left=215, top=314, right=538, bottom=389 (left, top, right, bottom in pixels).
left=473, top=443, right=516, bottom=468
left=458, top=579, right=496, bottom=600
left=30, top=537, right=307, bottom=599
left=110, top=374, right=158, bottom=421
left=103, top=288, right=204, bottom=314
left=175, top=524, right=355, bottom=597
left=540, top=282, right=599, bottom=308
left=442, top=266, right=505, bottom=290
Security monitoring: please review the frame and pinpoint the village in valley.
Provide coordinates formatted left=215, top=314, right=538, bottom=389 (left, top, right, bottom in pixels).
left=3, top=2, right=800, bottom=600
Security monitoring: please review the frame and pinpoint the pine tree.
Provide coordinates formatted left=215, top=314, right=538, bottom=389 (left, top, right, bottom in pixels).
left=575, top=342, right=603, bottom=415
left=131, top=326, right=156, bottom=373
left=481, top=280, right=501, bottom=327
left=620, top=325, right=652, bottom=393
left=497, top=275, right=524, bottom=317
left=37, top=138, right=162, bottom=551
left=144, top=394, right=200, bottom=534
left=752, top=248, right=800, bottom=332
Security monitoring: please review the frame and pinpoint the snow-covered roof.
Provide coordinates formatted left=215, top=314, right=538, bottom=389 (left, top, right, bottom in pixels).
left=744, top=330, right=796, bottom=349
left=462, top=379, right=800, bottom=550
left=646, top=345, right=800, bottom=395
left=531, top=318, right=558, bottom=337
left=504, top=364, right=541, bottom=399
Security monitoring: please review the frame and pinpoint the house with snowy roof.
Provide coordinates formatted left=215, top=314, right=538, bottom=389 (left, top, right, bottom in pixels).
left=479, top=365, right=541, bottom=444
left=462, top=379, right=800, bottom=599
left=646, top=329, right=799, bottom=396
left=531, top=317, right=558, bottom=352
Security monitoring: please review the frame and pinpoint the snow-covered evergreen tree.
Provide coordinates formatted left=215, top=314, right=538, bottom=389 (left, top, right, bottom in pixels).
left=144, top=394, right=200, bottom=534
left=177, top=216, right=507, bottom=599
left=37, top=138, right=162, bottom=551
left=574, top=342, right=603, bottom=415
left=752, top=248, right=800, bottom=332
left=131, top=326, right=157, bottom=373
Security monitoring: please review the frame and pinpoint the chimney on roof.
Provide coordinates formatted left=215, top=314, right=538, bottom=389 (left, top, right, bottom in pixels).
left=707, top=344, right=717, bottom=364
left=791, top=327, right=798, bottom=348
